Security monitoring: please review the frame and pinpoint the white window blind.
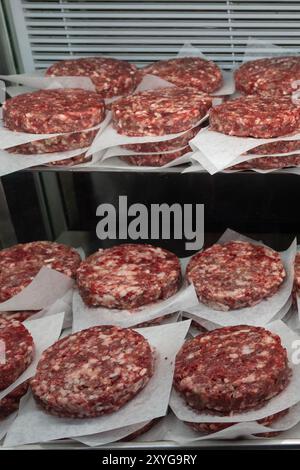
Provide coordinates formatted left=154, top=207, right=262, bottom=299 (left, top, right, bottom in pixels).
left=5, top=0, right=300, bottom=72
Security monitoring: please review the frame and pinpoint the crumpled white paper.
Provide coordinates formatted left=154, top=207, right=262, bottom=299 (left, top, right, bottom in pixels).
left=0, top=266, right=74, bottom=311
left=184, top=229, right=296, bottom=327
left=0, top=312, right=64, bottom=401
left=3, top=320, right=190, bottom=447
left=72, top=283, right=198, bottom=331
left=170, top=320, right=300, bottom=423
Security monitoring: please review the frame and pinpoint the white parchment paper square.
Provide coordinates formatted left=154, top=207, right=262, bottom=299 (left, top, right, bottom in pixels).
left=4, top=320, right=190, bottom=447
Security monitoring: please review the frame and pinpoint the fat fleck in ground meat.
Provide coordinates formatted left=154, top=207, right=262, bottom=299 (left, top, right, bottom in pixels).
left=76, top=243, right=181, bottom=309
left=30, top=325, right=154, bottom=418
left=111, top=87, right=212, bottom=136
left=46, top=57, right=140, bottom=98
left=235, top=56, right=300, bottom=96
left=141, top=57, right=223, bottom=94
left=209, top=95, right=300, bottom=138
left=174, top=325, right=290, bottom=415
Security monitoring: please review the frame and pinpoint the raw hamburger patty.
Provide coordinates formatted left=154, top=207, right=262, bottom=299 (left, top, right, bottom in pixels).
left=0, top=311, right=38, bottom=325
left=121, top=146, right=190, bottom=167
left=0, top=320, right=34, bottom=390
left=111, top=87, right=212, bottom=136
left=31, top=325, right=154, bottom=418
left=8, top=130, right=96, bottom=155
left=123, top=124, right=201, bottom=153
left=0, top=381, right=29, bottom=419
left=294, top=252, right=300, bottom=295
left=0, top=241, right=81, bottom=302
left=186, top=241, right=285, bottom=311
left=174, top=325, right=290, bottom=414
left=3, top=88, right=105, bottom=134
left=142, top=57, right=223, bottom=93
left=46, top=57, right=139, bottom=99
left=235, top=56, right=300, bottom=96
left=186, top=409, right=288, bottom=436
left=76, top=244, right=181, bottom=309
left=231, top=154, right=300, bottom=171
left=76, top=243, right=181, bottom=309
left=247, top=140, right=300, bottom=155
left=209, top=95, right=300, bottom=138
left=231, top=140, right=300, bottom=170
left=45, top=153, right=92, bottom=167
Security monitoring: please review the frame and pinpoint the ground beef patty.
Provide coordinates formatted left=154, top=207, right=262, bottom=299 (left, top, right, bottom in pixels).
left=186, top=241, right=285, bottom=311
left=0, top=320, right=34, bottom=390
left=247, top=140, right=300, bottom=156
left=294, top=252, right=300, bottom=296
left=231, top=154, right=300, bottom=171
left=142, top=57, right=223, bottom=94
left=174, top=325, right=290, bottom=415
left=3, top=88, right=105, bottom=155
left=209, top=95, right=300, bottom=138
left=0, top=381, right=29, bottom=419
left=121, top=145, right=191, bottom=167
left=0, top=241, right=81, bottom=302
left=76, top=244, right=181, bottom=309
left=8, top=131, right=96, bottom=156
left=185, top=409, right=289, bottom=438
left=111, top=87, right=212, bottom=136
left=46, top=57, right=139, bottom=99
left=0, top=311, right=38, bottom=325
left=235, top=56, right=300, bottom=96
left=45, top=153, right=92, bottom=167
left=123, top=124, right=201, bottom=153
left=30, top=325, right=154, bottom=418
